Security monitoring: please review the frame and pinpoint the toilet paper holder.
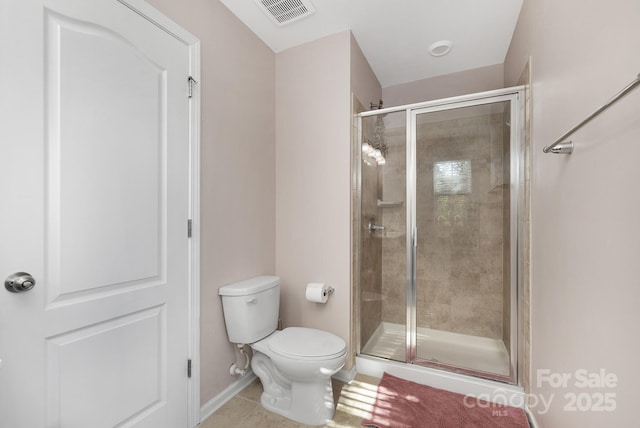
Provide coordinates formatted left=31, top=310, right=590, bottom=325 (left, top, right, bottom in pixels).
left=306, top=282, right=335, bottom=303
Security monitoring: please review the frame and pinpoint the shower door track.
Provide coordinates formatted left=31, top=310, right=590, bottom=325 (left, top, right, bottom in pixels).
left=411, top=358, right=514, bottom=384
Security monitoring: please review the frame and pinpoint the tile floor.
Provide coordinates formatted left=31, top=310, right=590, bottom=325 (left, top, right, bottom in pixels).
left=200, top=375, right=381, bottom=428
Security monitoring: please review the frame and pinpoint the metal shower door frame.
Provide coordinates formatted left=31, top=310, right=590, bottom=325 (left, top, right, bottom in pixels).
left=358, top=86, right=525, bottom=385
left=405, top=89, right=523, bottom=384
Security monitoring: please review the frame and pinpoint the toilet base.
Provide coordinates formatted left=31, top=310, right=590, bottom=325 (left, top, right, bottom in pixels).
left=252, top=351, right=336, bottom=426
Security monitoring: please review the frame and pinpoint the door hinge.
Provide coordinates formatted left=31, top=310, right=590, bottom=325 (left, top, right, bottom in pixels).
left=187, top=219, right=192, bottom=238
left=188, top=76, right=197, bottom=99
left=187, top=359, right=192, bottom=378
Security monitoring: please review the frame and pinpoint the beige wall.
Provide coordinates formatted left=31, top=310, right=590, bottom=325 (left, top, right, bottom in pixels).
left=276, top=30, right=381, bottom=370
left=145, top=0, right=276, bottom=406
left=505, top=0, right=640, bottom=426
left=351, top=34, right=384, bottom=358
left=382, top=64, right=505, bottom=107
left=350, top=34, right=382, bottom=109
left=275, top=30, right=351, bottom=365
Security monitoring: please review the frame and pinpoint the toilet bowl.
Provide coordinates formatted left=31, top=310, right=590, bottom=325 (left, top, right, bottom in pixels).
left=218, top=276, right=346, bottom=426
left=251, top=327, right=346, bottom=425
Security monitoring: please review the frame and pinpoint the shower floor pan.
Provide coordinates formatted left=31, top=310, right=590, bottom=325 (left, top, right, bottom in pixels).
left=361, top=322, right=510, bottom=377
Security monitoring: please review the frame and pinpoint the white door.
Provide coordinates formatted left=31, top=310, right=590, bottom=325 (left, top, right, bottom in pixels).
left=0, top=0, right=196, bottom=427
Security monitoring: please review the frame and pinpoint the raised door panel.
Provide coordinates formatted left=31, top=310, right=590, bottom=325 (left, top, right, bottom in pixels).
left=46, top=306, right=166, bottom=428
left=45, top=12, right=166, bottom=304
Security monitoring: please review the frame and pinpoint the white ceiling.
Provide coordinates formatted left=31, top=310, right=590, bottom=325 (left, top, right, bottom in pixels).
left=219, top=0, right=523, bottom=88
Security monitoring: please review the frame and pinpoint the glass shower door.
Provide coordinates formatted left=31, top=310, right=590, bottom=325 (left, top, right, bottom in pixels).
left=411, top=98, right=517, bottom=380
left=357, top=89, right=522, bottom=385
left=358, top=110, right=407, bottom=363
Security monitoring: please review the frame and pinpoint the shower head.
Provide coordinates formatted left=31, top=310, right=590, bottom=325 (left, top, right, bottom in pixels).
left=370, top=99, right=384, bottom=110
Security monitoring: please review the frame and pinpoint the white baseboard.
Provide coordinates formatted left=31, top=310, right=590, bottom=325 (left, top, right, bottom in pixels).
left=200, top=370, right=257, bottom=423
left=333, top=365, right=357, bottom=383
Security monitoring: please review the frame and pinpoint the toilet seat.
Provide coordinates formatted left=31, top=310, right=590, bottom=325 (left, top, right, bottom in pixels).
left=268, top=327, right=346, bottom=360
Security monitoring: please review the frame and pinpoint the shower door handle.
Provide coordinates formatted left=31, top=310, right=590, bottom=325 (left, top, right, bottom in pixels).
left=412, top=227, right=418, bottom=248
left=368, top=223, right=385, bottom=232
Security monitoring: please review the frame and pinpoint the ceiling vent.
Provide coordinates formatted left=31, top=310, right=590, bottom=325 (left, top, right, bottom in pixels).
left=255, top=0, right=316, bottom=27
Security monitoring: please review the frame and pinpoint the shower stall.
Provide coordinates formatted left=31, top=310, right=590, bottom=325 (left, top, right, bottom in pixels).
left=355, top=87, right=524, bottom=385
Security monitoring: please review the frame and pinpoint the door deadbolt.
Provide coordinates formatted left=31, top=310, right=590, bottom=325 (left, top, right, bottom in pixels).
left=5, top=272, right=36, bottom=293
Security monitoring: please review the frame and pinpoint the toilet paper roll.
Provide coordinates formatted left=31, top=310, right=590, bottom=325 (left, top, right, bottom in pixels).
left=305, top=282, right=330, bottom=303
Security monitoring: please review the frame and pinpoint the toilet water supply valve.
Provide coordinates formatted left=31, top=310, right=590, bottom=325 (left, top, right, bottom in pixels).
left=230, top=343, right=250, bottom=376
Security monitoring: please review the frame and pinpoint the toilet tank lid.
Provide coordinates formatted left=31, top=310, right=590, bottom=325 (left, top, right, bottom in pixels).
left=218, top=276, right=280, bottom=296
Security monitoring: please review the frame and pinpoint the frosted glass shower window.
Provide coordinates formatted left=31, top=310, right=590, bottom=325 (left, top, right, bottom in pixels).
left=434, top=160, right=471, bottom=226
left=433, top=160, right=471, bottom=194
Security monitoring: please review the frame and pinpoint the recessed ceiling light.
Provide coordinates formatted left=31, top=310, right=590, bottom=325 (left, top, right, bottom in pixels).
left=429, top=40, right=453, bottom=57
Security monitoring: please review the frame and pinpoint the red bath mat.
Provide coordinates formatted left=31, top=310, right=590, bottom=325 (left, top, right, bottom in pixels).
left=362, top=372, right=529, bottom=428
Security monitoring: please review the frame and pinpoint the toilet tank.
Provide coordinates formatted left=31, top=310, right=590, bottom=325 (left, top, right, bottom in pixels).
left=218, top=276, right=280, bottom=344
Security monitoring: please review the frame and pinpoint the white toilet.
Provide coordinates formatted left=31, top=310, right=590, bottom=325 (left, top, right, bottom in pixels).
left=218, top=276, right=347, bottom=426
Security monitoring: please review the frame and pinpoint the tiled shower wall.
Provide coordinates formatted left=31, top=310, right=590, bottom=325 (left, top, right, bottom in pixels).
left=380, top=112, right=508, bottom=340
left=379, top=125, right=407, bottom=326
